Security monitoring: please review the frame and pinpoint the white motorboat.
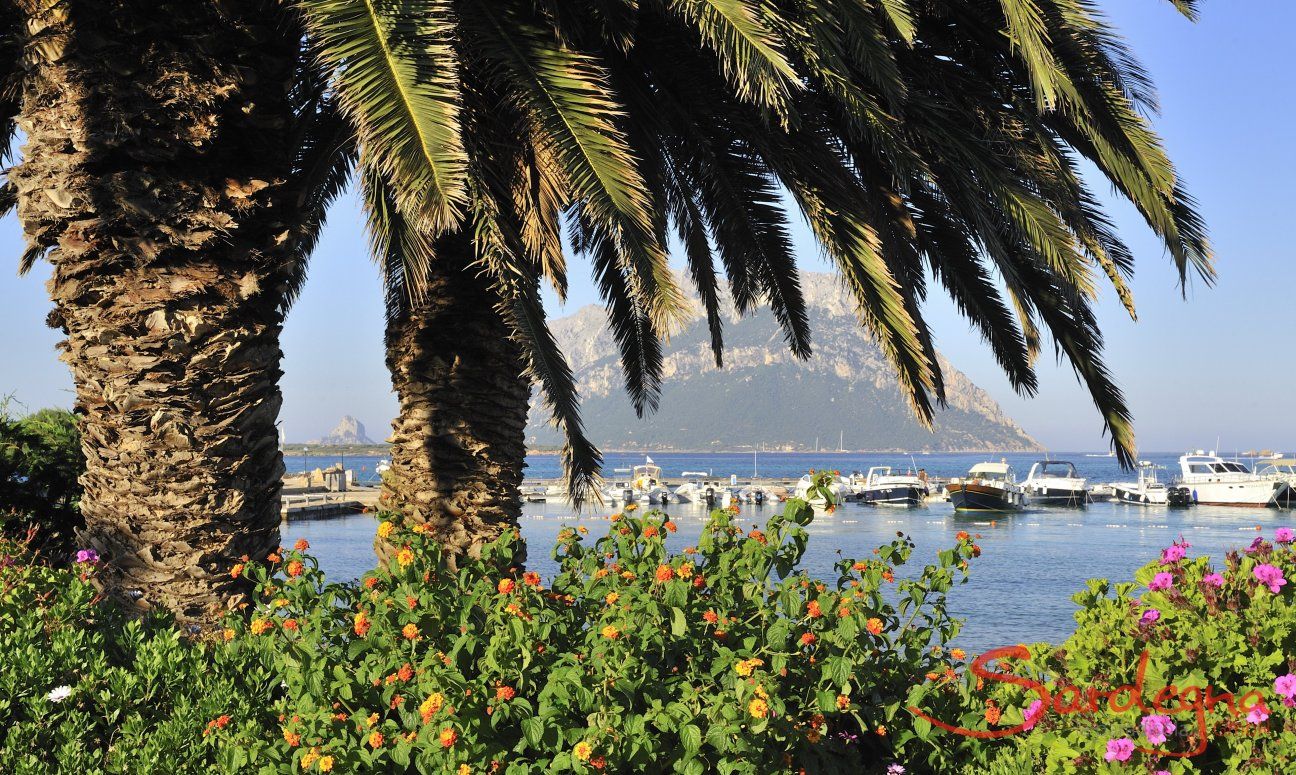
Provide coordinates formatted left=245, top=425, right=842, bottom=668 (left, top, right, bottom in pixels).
left=793, top=473, right=848, bottom=507
left=604, top=458, right=673, bottom=506
left=1022, top=461, right=1088, bottom=506
left=1172, top=451, right=1294, bottom=508
left=1111, top=462, right=1170, bottom=505
left=857, top=466, right=929, bottom=507
left=674, top=476, right=733, bottom=508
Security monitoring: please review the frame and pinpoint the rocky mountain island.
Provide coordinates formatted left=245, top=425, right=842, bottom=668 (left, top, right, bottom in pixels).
left=526, top=273, right=1042, bottom=452
left=314, top=415, right=375, bottom=446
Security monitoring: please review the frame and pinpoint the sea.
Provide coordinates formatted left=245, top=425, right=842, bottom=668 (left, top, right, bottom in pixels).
left=281, top=450, right=1288, bottom=653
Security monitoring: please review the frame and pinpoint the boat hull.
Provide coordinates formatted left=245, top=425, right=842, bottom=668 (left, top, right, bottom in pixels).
left=1112, top=486, right=1168, bottom=506
left=949, top=483, right=1022, bottom=513
left=859, top=485, right=926, bottom=507
left=1180, top=480, right=1293, bottom=508
left=1025, top=486, right=1088, bottom=506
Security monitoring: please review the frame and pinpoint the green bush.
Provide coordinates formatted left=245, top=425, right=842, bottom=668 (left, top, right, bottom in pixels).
left=918, top=530, right=1296, bottom=774
left=0, top=473, right=985, bottom=773
left=0, top=403, right=84, bottom=555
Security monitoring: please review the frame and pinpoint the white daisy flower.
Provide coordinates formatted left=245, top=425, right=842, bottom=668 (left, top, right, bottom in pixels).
left=45, top=685, right=73, bottom=703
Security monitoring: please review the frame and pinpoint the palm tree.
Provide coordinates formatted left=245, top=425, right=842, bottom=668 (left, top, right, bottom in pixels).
left=2, top=0, right=1212, bottom=614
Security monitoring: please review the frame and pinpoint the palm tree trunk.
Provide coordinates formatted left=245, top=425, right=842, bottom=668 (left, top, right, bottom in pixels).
left=381, top=234, right=528, bottom=567
left=10, top=0, right=297, bottom=624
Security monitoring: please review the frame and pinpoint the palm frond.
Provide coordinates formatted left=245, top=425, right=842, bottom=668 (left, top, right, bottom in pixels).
left=297, top=0, right=467, bottom=231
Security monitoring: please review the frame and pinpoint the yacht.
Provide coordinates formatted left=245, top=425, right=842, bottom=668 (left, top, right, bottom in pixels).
left=1021, top=461, right=1088, bottom=506
left=674, top=475, right=732, bottom=508
left=857, top=466, right=930, bottom=507
left=1111, top=462, right=1169, bottom=505
left=947, top=462, right=1025, bottom=513
left=1171, top=452, right=1294, bottom=508
left=793, top=473, right=849, bottom=508
left=604, top=459, right=673, bottom=506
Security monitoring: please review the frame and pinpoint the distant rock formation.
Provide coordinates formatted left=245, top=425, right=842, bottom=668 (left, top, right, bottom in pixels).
left=526, top=272, right=1042, bottom=452
left=316, top=416, right=375, bottom=445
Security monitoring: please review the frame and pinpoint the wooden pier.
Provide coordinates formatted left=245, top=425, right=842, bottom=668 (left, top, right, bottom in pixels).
left=281, top=484, right=381, bottom=521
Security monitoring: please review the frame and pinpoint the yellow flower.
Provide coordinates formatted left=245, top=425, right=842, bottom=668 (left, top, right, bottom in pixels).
left=221, top=628, right=235, bottom=642
left=605, top=592, right=619, bottom=605
left=419, top=692, right=445, bottom=720
left=249, top=618, right=272, bottom=635
left=836, top=694, right=850, bottom=710
left=301, top=750, right=319, bottom=768
left=273, top=598, right=289, bottom=608
left=318, top=755, right=334, bottom=772
left=951, top=648, right=967, bottom=661
left=675, top=563, right=694, bottom=579
left=377, top=521, right=395, bottom=538
left=735, top=658, right=765, bottom=677
left=458, top=766, right=472, bottom=775
left=402, top=623, right=420, bottom=640
left=600, top=624, right=620, bottom=639
left=624, top=503, right=638, bottom=512
left=573, top=741, right=593, bottom=761
left=396, top=548, right=415, bottom=566
left=748, top=697, right=769, bottom=719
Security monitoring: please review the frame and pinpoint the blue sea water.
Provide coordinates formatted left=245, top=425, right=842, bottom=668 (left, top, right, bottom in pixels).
left=282, top=451, right=1288, bottom=654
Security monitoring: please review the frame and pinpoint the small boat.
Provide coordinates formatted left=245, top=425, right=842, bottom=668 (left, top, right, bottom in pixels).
left=674, top=476, right=731, bottom=508
left=1022, top=461, right=1088, bottom=506
left=604, top=458, right=673, bottom=506
left=1111, top=462, right=1169, bottom=505
left=947, top=462, right=1025, bottom=513
left=1172, top=452, right=1294, bottom=508
left=793, top=473, right=849, bottom=508
left=857, top=466, right=929, bottom=507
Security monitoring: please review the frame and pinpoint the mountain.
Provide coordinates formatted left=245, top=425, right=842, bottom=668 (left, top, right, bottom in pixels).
left=526, top=273, right=1042, bottom=452
left=316, top=416, right=375, bottom=446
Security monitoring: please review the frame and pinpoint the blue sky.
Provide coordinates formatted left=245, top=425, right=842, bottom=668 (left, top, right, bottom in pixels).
left=3, top=1, right=1294, bottom=453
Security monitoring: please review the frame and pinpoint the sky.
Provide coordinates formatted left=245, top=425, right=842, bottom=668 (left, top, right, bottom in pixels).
left=2, top=1, right=1294, bottom=454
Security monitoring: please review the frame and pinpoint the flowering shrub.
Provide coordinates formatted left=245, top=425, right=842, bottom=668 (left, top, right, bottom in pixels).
left=0, top=536, right=278, bottom=773
left=214, top=473, right=983, bottom=773
left=942, top=531, right=1296, bottom=773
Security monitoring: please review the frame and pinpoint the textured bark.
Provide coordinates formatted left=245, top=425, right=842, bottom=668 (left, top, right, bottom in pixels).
left=10, top=0, right=297, bottom=624
left=380, top=235, right=528, bottom=567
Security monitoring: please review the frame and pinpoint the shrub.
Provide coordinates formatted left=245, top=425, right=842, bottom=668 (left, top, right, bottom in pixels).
left=925, top=530, right=1296, bottom=774
left=0, top=404, right=84, bottom=555
left=217, top=474, right=982, bottom=773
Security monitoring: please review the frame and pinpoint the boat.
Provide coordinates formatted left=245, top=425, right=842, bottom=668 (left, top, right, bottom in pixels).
left=793, top=473, right=849, bottom=508
left=856, top=466, right=930, bottom=507
left=1171, top=451, right=1295, bottom=508
left=604, top=458, right=674, bottom=506
left=947, top=462, right=1025, bottom=513
left=1085, top=451, right=1116, bottom=458
left=674, top=475, right=732, bottom=508
left=1022, top=461, right=1088, bottom=506
left=1111, top=462, right=1169, bottom=505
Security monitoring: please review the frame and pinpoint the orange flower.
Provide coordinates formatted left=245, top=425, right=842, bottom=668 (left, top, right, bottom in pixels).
left=925, top=672, right=939, bottom=681
left=354, top=612, right=371, bottom=637
left=439, top=727, right=458, bottom=748
left=495, top=686, right=515, bottom=702
left=419, top=693, right=445, bottom=721
left=702, top=609, right=719, bottom=624
left=866, top=617, right=884, bottom=635
left=363, top=577, right=379, bottom=590
left=396, top=548, right=414, bottom=566
left=799, top=632, right=816, bottom=646
left=951, top=648, right=966, bottom=661
left=836, top=694, right=850, bottom=710
left=850, top=561, right=867, bottom=571
left=882, top=569, right=894, bottom=583
left=956, top=530, right=970, bottom=542
left=590, top=755, right=607, bottom=770
left=222, top=628, right=236, bottom=641
left=748, top=698, right=769, bottom=718
left=266, top=552, right=281, bottom=563
left=294, top=538, right=310, bottom=551
left=643, top=526, right=659, bottom=538
left=605, top=592, right=620, bottom=605
left=807, top=600, right=822, bottom=618
left=250, top=618, right=272, bottom=636
left=600, top=624, right=620, bottom=639
left=230, top=563, right=244, bottom=579
left=402, top=623, right=420, bottom=640
left=876, top=725, right=887, bottom=736
left=368, top=731, right=384, bottom=748
left=748, top=529, right=766, bottom=544
left=286, top=560, right=304, bottom=577
left=398, top=663, right=414, bottom=682
left=282, top=728, right=301, bottom=747
left=971, top=544, right=982, bottom=557
left=498, top=578, right=516, bottom=594
left=654, top=564, right=674, bottom=583
left=693, top=575, right=705, bottom=588
left=664, top=520, right=677, bottom=533
left=984, top=702, right=1001, bottom=725
left=523, top=571, right=541, bottom=587
left=282, top=618, right=299, bottom=631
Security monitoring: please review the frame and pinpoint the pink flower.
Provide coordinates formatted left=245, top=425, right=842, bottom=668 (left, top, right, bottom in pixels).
left=1104, top=737, right=1135, bottom=762
left=1247, top=703, right=1270, bottom=724
left=1253, top=563, right=1288, bottom=594
left=1139, top=609, right=1161, bottom=626
left=1148, top=572, right=1174, bottom=591
left=1154, top=771, right=1171, bottom=775
left=1202, top=572, right=1225, bottom=587
left=75, top=549, right=99, bottom=564
left=1277, top=527, right=1294, bottom=544
left=1141, top=714, right=1175, bottom=745
left=1160, top=544, right=1186, bottom=564
left=1275, top=674, right=1296, bottom=699
left=1022, top=699, right=1044, bottom=730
